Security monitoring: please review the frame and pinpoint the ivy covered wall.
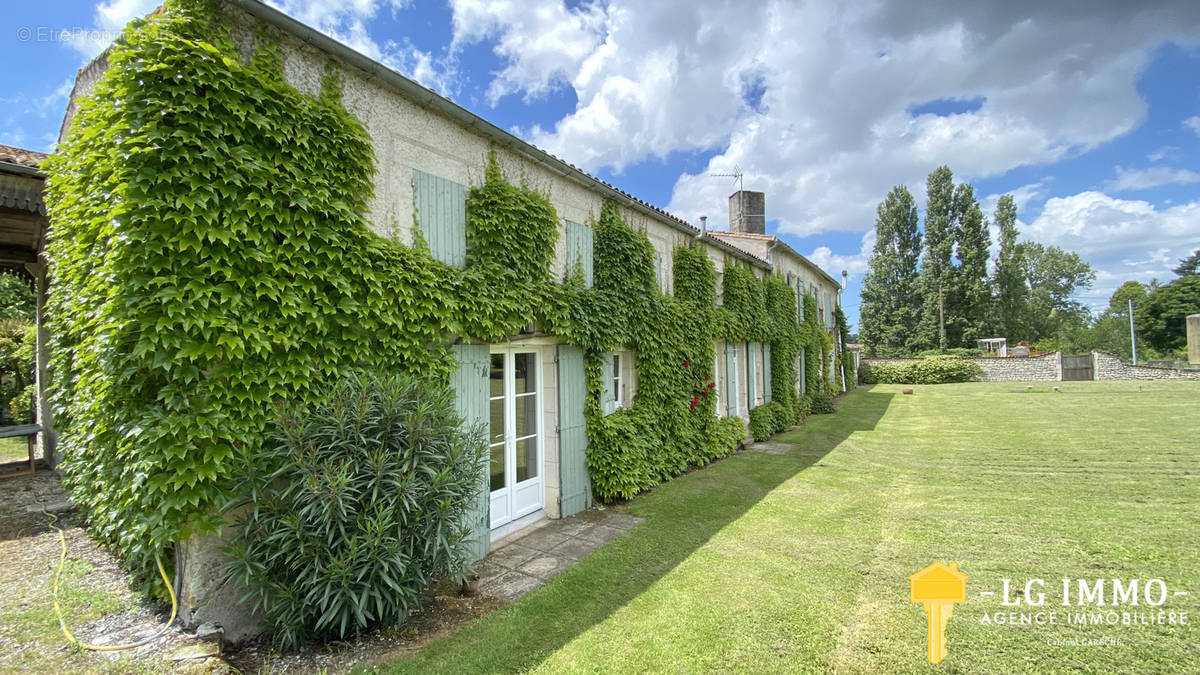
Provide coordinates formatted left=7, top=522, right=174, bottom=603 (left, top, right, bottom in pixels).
left=44, top=0, right=838, bottom=580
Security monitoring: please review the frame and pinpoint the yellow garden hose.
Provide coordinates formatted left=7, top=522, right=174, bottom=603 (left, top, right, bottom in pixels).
left=44, top=505, right=179, bottom=651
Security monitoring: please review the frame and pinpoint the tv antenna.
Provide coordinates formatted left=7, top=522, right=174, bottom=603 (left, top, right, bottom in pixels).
left=711, top=166, right=744, bottom=193
left=712, top=166, right=745, bottom=231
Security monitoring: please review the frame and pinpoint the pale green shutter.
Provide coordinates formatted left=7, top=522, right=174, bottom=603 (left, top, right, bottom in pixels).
left=825, top=291, right=834, bottom=328
left=450, top=344, right=490, bottom=563
left=655, top=252, right=663, bottom=289
left=746, top=342, right=756, bottom=407
left=601, top=353, right=616, bottom=415
left=565, top=221, right=594, bottom=288
left=725, top=344, right=737, bottom=417
left=800, top=348, right=807, bottom=396
left=763, top=343, right=772, bottom=403
left=797, top=278, right=804, bottom=321
left=557, top=345, right=592, bottom=517
left=413, top=169, right=467, bottom=267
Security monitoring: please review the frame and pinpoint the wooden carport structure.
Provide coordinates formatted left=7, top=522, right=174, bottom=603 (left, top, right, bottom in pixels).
left=0, top=144, right=55, bottom=473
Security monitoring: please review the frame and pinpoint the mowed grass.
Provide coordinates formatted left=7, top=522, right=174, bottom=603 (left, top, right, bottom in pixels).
left=0, top=436, right=30, bottom=464
left=377, top=381, right=1199, bottom=674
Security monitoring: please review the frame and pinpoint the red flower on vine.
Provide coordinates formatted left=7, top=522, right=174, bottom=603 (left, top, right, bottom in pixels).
left=683, top=360, right=691, bottom=367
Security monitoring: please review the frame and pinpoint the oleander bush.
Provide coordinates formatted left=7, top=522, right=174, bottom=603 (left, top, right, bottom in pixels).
left=224, top=372, right=486, bottom=649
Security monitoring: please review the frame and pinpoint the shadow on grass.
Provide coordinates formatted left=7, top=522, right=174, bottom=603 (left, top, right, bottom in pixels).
left=379, top=388, right=895, bottom=673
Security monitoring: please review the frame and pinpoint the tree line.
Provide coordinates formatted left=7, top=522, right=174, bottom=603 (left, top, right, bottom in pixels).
left=859, top=165, right=1199, bottom=361
left=860, top=165, right=1093, bottom=357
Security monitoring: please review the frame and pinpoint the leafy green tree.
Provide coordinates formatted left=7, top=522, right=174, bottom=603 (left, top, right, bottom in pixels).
left=1136, top=276, right=1200, bottom=354
left=950, top=183, right=990, bottom=345
left=990, top=195, right=1025, bottom=341
left=1018, top=242, right=1095, bottom=344
left=859, top=185, right=922, bottom=356
left=0, top=273, right=35, bottom=321
left=918, top=166, right=955, bottom=350
left=1174, top=249, right=1200, bottom=277
left=1087, top=281, right=1147, bottom=360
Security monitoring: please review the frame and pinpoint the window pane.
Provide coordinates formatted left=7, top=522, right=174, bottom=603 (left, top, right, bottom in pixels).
left=490, top=353, right=504, bottom=397
left=514, top=352, right=536, bottom=394
left=516, top=437, right=537, bottom=482
left=489, top=396, right=505, bottom=444
left=515, top=393, right=537, bottom=438
left=490, top=443, right=504, bottom=492
left=613, top=354, right=621, bottom=403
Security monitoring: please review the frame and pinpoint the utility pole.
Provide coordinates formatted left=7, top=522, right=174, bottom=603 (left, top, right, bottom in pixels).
left=1128, top=298, right=1138, bottom=365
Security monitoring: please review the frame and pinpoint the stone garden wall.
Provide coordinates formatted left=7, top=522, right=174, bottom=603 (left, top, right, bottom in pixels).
left=1092, top=351, right=1200, bottom=381
left=863, top=353, right=1061, bottom=382
left=864, top=352, right=1200, bottom=382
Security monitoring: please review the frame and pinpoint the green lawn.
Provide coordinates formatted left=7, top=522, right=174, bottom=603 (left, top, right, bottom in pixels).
left=377, top=381, right=1199, bottom=673
left=0, top=436, right=30, bottom=464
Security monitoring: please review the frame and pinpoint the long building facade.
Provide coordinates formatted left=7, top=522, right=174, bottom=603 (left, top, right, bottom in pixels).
left=56, top=0, right=845, bottom=636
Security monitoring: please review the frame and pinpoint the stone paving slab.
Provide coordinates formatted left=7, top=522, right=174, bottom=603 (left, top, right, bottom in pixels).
left=476, top=509, right=643, bottom=601
left=746, top=441, right=797, bottom=455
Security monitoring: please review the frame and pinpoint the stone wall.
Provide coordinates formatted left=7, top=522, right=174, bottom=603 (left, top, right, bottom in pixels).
left=863, top=353, right=1061, bottom=382
left=864, top=352, right=1200, bottom=382
left=1092, top=351, right=1200, bottom=381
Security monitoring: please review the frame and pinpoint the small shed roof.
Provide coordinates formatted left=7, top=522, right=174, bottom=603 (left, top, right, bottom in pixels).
left=0, top=144, right=50, bottom=273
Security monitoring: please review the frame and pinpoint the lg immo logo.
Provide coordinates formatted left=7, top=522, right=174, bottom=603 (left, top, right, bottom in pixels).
left=909, top=562, right=1191, bottom=665
left=909, top=562, right=968, bottom=664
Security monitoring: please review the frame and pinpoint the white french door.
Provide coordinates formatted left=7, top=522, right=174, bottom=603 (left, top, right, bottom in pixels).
left=488, top=348, right=544, bottom=529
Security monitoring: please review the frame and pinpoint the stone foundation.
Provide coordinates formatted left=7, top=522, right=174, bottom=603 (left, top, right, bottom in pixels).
left=176, top=520, right=262, bottom=643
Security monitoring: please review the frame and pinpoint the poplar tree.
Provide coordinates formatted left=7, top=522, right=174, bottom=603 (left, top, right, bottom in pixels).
left=951, top=183, right=990, bottom=345
left=991, top=195, right=1025, bottom=340
left=918, top=166, right=955, bottom=350
left=860, top=185, right=922, bottom=356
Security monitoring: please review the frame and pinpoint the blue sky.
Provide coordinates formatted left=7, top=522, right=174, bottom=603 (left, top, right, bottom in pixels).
left=4, top=1, right=1199, bottom=331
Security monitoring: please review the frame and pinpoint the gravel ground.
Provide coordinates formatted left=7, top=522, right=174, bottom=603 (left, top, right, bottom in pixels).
left=0, top=470, right=506, bottom=674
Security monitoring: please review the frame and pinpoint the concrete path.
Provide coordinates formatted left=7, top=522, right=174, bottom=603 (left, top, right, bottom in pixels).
left=476, top=510, right=643, bottom=600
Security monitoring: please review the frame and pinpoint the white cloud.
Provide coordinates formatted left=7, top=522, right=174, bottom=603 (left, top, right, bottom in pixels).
left=267, top=1, right=460, bottom=95
left=0, top=77, right=75, bottom=151
left=1185, top=116, right=1200, bottom=136
left=67, top=0, right=160, bottom=60
left=1147, top=145, right=1177, bottom=162
left=1025, top=191, right=1200, bottom=306
left=445, top=0, right=1200, bottom=238
left=450, top=0, right=607, bottom=104
left=803, top=230, right=874, bottom=283
left=1105, top=166, right=1200, bottom=192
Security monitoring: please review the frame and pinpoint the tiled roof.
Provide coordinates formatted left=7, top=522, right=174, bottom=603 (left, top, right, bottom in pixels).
left=0, top=144, right=49, bottom=170
left=709, top=230, right=842, bottom=286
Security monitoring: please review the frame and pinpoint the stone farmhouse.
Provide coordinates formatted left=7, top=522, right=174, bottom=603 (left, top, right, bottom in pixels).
left=49, top=0, right=847, bottom=634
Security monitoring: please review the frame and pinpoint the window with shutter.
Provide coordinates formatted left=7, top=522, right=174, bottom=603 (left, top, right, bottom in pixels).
left=565, top=220, right=594, bottom=288
left=412, top=169, right=466, bottom=267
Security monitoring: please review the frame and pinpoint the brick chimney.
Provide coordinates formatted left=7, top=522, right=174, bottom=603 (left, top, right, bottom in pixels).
left=729, top=190, right=765, bottom=234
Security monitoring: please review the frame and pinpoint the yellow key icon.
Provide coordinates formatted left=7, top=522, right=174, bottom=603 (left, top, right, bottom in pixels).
left=909, top=562, right=967, bottom=664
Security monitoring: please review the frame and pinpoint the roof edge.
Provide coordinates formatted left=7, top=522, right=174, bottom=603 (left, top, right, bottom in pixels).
left=227, top=0, right=769, bottom=269
left=709, top=231, right=841, bottom=287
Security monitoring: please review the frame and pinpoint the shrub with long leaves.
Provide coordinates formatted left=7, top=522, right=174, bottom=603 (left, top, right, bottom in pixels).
left=224, top=372, right=486, bottom=649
